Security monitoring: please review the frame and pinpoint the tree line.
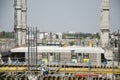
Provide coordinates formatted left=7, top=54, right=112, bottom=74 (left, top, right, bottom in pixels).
left=0, top=31, right=14, bottom=38
left=62, top=32, right=100, bottom=39
left=0, top=31, right=100, bottom=39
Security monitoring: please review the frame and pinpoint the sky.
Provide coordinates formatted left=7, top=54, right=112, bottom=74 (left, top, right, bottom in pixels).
left=0, top=0, right=120, bottom=33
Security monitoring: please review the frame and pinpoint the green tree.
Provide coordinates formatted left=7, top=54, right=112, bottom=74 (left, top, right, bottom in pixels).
left=0, top=31, right=14, bottom=38
left=69, top=41, right=75, bottom=46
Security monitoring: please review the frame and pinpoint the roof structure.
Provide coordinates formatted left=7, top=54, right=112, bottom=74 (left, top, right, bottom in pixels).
left=10, top=46, right=104, bottom=53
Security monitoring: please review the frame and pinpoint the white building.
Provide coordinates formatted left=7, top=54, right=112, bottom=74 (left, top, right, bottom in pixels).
left=10, top=46, right=104, bottom=66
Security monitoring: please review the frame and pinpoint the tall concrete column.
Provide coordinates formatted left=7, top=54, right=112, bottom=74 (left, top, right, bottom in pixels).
left=100, top=0, right=110, bottom=48
left=14, top=0, right=22, bottom=46
left=14, top=0, right=27, bottom=46
left=21, top=0, right=27, bottom=45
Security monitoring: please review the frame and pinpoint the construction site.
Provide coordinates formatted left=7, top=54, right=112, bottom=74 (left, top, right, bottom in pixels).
left=0, top=0, right=120, bottom=80
left=0, top=58, right=120, bottom=80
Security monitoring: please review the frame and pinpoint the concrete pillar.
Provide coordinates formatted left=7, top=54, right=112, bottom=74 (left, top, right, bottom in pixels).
left=100, top=0, right=110, bottom=48
left=15, top=30, right=22, bottom=46
left=14, top=0, right=27, bottom=46
left=21, top=0, right=27, bottom=45
left=97, top=53, right=101, bottom=66
left=14, top=0, right=22, bottom=46
left=49, top=53, right=54, bottom=62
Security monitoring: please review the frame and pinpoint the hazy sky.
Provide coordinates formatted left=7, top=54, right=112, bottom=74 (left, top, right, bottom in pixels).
left=0, top=0, right=120, bottom=33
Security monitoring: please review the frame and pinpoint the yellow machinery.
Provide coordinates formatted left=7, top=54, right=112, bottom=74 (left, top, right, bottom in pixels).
left=0, top=65, right=120, bottom=74
left=58, top=67, right=120, bottom=74
left=0, top=66, right=27, bottom=72
left=0, top=65, right=120, bottom=80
